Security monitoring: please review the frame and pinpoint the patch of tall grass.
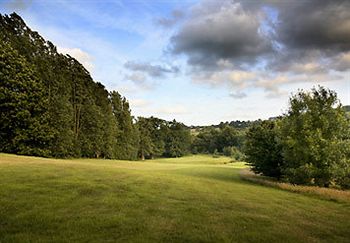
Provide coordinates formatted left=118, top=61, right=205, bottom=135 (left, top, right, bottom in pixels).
left=240, top=168, right=350, bottom=203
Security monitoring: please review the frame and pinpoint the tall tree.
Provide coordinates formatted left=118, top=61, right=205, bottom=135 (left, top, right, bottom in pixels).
left=110, top=91, right=139, bottom=160
left=137, top=117, right=153, bottom=160
left=0, top=40, right=53, bottom=156
left=165, top=120, right=191, bottom=157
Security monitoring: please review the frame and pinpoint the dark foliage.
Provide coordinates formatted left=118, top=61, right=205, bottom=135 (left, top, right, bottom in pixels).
left=191, top=125, right=245, bottom=156
left=244, top=120, right=283, bottom=178
left=136, top=117, right=191, bottom=159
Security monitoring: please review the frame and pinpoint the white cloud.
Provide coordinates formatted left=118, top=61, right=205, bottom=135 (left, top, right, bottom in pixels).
left=192, top=70, right=256, bottom=88
left=332, top=51, right=350, bottom=71
left=288, top=62, right=327, bottom=75
left=129, top=98, right=151, bottom=108
left=124, top=72, right=147, bottom=83
left=57, top=47, right=94, bottom=73
left=229, top=91, right=247, bottom=99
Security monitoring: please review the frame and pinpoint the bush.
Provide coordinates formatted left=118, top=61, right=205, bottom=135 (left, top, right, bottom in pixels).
left=223, top=146, right=246, bottom=161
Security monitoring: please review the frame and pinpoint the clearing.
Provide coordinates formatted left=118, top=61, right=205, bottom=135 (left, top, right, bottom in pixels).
left=0, top=154, right=349, bottom=242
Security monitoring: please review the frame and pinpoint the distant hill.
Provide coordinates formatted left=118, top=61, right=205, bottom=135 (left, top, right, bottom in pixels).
left=343, top=105, right=350, bottom=112
left=189, top=120, right=259, bottom=131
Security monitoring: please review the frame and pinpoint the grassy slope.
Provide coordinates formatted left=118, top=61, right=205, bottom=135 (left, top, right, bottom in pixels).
left=0, top=154, right=349, bottom=243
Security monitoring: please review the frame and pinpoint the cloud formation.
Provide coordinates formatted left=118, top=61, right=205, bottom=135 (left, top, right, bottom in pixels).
left=192, top=70, right=255, bottom=88
left=332, top=52, right=350, bottom=72
left=3, top=0, right=32, bottom=11
left=124, top=61, right=179, bottom=78
left=229, top=91, right=247, bottom=99
left=123, top=61, right=180, bottom=90
left=275, top=0, right=350, bottom=52
left=168, top=0, right=349, bottom=97
left=156, top=9, right=185, bottom=28
left=124, top=72, right=147, bottom=83
left=170, top=0, right=272, bottom=69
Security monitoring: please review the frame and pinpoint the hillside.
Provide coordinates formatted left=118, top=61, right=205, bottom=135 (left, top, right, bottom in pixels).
left=0, top=154, right=349, bottom=242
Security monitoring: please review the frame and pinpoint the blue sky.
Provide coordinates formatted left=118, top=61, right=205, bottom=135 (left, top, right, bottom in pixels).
left=1, top=0, right=349, bottom=125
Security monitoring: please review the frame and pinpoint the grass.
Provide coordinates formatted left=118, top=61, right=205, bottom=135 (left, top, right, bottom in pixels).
left=239, top=168, right=350, bottom=203
left=0, top=153, right=349, bottom=242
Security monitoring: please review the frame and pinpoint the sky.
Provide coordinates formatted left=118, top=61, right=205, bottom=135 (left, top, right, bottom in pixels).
left=1, top=0, right=349, bottom=126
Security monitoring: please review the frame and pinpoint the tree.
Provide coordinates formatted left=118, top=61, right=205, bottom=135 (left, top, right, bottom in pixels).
left=0, top=40, right=53, bottom=156
left=110, top=91, right=139, bottom=160
left=191, top=126, right=243, bottom=154
left=136, top=117, right=153, bottom=160
left=244, top=120, right=283, bottom=178
left=92, top=82, right=117, bottom=159
left=191, top=128, right=220, bottom=154
left=165, top=120, right=191, bottom=157
left=216, top=126, right=239, bottom=152
left=146, top=117, right=167, bottom=158
left=280, top=86, right=350, bottom=187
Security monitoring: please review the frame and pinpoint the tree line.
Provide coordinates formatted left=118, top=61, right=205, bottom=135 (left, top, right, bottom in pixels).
left=0, top=13, right=190, bottom=159
left=191, top=125, right=246, bottom=160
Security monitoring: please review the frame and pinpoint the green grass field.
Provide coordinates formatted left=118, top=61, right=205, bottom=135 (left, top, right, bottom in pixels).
left=0, top=154, right=349, bottom=242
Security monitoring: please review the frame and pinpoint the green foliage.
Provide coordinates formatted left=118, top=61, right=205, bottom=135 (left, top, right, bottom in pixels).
left=136, top=117, right=166, bottom=159
left=136, top=117, right=191, bottom=159
left=0, top=39, right=53, bottom=156
left=244, top=120, right=283, bottom=178
left=280, top=86, right=350, bottom=187
left=145, top=117, right=168, bottom=157
left=192, top=125, right=244, bottom=155
left=343, top=105, right=350, bottom=112
left=245, top=86, right=350, bottom=189
left=110, top=91, right=139, bottom=160
left=223, top=146, right=246, bottom=161
left=164, top=120, right=191, bottom=157
left=137, top=117, right=154, bottom=160
left=0, top=13, right=142, bottom=160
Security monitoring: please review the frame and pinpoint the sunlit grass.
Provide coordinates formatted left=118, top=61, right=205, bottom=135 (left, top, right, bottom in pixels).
left=0, top=153, right=349, bottom=242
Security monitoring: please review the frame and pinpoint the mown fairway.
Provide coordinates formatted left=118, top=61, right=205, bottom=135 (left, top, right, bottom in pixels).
left=0, top=154, right=349, bottom=243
